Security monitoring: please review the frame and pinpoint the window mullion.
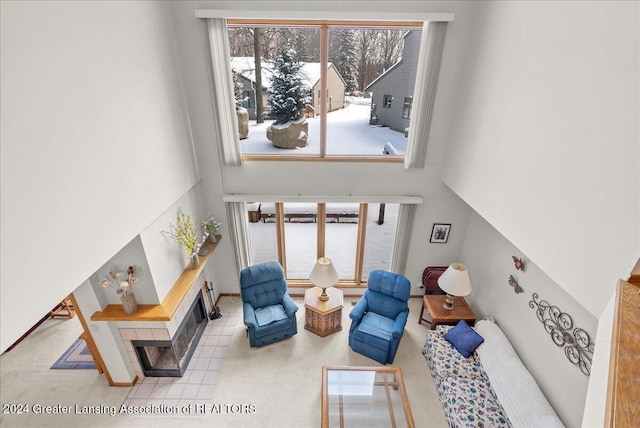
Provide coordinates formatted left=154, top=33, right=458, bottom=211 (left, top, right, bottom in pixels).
left=320, top=24, right=328, bottom=158
left=317, top=203, right=326, bottom=259
left=355, top=203, right=368, bottom=285
left=275, top=202, right=287, bottom=275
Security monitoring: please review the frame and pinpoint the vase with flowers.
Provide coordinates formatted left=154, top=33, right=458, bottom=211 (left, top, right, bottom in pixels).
left=164, top=208, right=205, bottom=269
left=100, top=266, right=138, bottom=314
left=201, top=215, right=221, bottom=243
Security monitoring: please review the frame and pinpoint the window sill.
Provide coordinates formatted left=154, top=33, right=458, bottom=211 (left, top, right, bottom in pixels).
left=287, top=280, right=367, bottom=288
left=241, top=154, right=404, bottom=163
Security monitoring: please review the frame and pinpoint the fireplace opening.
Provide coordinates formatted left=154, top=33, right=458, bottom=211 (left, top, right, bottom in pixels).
left=132, top=291, right=207, bottom=377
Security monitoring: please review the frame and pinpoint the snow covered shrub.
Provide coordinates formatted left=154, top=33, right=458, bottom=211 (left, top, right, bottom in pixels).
left=267, top=47, right=311, bottom=125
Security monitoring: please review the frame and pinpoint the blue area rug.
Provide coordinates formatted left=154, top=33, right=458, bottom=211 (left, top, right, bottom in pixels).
left=51, top=338, right=96, bottom=369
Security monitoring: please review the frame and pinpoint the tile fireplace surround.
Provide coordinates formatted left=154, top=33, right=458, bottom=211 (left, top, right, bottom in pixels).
left=130, top=291, right=208, bottom=377
left=91, top=238, right=221, bottom=382
left=118, top=281, right=206, bottom=380
left=122, top=314, right=237, bottom=409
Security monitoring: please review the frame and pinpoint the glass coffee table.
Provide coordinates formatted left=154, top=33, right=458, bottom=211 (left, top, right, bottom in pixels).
left=321, top=366, right=415, bottom=428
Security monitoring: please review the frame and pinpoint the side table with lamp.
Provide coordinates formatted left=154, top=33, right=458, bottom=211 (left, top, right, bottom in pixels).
left=419, top=263, right=476, bottom=329
left=305, top=257, right=344, bottom=337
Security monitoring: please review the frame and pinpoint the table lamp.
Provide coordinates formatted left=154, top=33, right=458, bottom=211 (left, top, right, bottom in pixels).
left=310, top=257, right=339, bottom=301
left=437, top=263, right=472, bottom=310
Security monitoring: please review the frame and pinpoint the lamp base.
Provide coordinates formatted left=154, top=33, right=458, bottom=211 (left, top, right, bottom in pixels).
left=443, top=294, right=455, bottom=311
left=318, top=287, right=330, bottom=301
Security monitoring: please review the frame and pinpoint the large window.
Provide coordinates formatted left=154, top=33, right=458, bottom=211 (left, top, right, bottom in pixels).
left=227, top=20, right=423, bottom=160
left=247, top=202, right=398, bottom=285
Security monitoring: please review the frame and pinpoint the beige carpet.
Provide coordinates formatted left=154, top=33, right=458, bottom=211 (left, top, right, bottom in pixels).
left=0, top=296, right=447, bottom=428
left=202, top=295, right=448, bottom=428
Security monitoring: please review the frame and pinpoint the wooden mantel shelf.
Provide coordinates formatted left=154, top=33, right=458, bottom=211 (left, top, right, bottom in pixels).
left=90, top=236, right=221, bottom=322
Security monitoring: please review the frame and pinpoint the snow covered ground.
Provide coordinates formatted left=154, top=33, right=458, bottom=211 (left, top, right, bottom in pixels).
left=248, top=203, right=398, bottom=279
left=240, top=97, right=408, bottom=155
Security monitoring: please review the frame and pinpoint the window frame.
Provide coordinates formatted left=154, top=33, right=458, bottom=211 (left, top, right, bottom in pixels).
left=383, top=94, right=393, bottom=109
left=262, top=202, right=375, bottom=288
left=227, top=19, right=423, bottom=163
left=402, top=96, right=412, bottom=119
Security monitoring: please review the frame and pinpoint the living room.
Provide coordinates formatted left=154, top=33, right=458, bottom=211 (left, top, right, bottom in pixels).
left=1, top=1, right=637, bottom=427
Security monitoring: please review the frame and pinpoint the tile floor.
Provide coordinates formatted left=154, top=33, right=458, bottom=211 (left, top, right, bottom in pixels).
left=122, top=312, right=240, bottom=411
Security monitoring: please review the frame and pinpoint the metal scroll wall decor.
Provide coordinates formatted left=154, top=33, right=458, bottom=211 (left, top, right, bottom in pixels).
left=529, top=293, right=594, bottom=376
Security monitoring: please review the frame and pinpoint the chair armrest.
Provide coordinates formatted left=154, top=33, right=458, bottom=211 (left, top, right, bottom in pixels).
left=243, top=303, right=257, bottom=328
left=282, top=293, right=298, bottom=316
left=391, top=310, right=409, bottom=337
left=349, top=297, right=368, bottom=321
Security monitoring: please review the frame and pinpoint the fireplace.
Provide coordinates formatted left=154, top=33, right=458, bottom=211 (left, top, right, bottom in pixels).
left=132, top=291, right=207, bottom=377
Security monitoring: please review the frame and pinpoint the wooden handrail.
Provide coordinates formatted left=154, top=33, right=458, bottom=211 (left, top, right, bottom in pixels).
left=604, top=258, right=640, bottom=427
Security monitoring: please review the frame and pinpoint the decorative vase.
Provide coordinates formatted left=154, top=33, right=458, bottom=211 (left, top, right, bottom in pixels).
left=209, top=233, right=217, bottom=244
left=121, top=292, right=138, bottom=315
left=189, top=253, right=200, bottom=269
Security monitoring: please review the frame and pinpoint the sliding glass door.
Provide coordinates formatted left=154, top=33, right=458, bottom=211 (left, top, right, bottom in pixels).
left=324, top=203, right=360, bottom=280
left=247, top=201, right=398, bottom=286
left=283, top=202, right=319, bottom=278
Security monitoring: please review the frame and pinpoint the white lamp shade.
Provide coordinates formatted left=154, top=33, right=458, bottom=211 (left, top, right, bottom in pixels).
left=310, top=257, right=339, bottom=287
left=438, top=263, right=472, bottom=296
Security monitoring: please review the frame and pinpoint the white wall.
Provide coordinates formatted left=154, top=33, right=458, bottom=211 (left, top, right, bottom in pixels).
left=139, top=184, right=206, bottom=302
left=0, top=1, right=199, bottom=351
left=462, top=211, right=597, bottom=428
left=581, top=293, right=616, bottom=427
left=90, top=235, right=159, bottom=305
left=72, top=280, right=136, bottom=384
left=442, top=1, right=639, bottom=317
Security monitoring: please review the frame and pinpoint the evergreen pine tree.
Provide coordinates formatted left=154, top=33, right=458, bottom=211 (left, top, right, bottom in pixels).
left=232, top=70, right=244, bottom=111
left=329, top=30, right=358, bottom=92
left=293, top=30, right=311, bottom=62
left=267, top=47, right=310, bottom=125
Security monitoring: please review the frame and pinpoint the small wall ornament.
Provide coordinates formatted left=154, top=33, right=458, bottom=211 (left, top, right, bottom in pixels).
left=529, top=293, right=594, bottom=376
left=508, top=275, right=523, bottom=293
left=512, top=256, right=525, bottom=271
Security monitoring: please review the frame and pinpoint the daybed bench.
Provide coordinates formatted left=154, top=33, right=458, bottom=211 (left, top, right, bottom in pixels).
left=423, top=319, right=564, bottom=428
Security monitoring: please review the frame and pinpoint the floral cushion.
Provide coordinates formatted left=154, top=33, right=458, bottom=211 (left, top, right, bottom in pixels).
left=440, top=376, right=512, bottom=428
left=423, top=326, right=487, bottom=389
left=423, top=325, right=512, bottom=427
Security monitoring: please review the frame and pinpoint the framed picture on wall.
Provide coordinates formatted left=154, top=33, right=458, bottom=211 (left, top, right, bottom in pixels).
left=430, top=223, right=451, bottom=243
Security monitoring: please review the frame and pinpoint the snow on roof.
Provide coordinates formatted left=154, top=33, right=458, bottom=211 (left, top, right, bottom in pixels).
left=230, top=57, right=274, bottom=87
left=230, top=57, right=332, bottom=89
left=300, top=63, right=322, bottom=89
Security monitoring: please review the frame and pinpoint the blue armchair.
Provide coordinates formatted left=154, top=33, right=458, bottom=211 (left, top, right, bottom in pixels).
left=240, top=261, right=298, bottom=347
left=349, top=270, right=411, bottom=364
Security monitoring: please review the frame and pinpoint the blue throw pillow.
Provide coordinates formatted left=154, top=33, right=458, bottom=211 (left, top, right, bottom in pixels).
left=444, top=320, right=484, bottom=358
